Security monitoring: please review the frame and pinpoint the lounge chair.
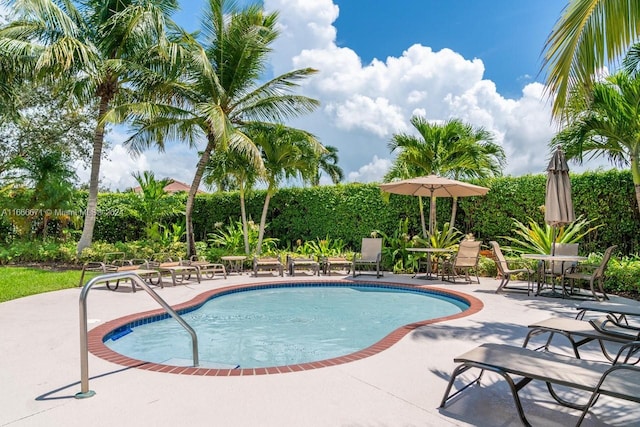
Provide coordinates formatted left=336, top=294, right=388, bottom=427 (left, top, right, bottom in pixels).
left=489, top=241, right=534, bottom=295
left=352, top=238, right=383, bottom=278
left=523, top=315, right=640, bottom=362
left=440, top=342, right=640, bottom=427
left=252, top=256, right=284, bottom=277
left=78, top=252, right=163, bottom=292
left=321, top=256, right=351, bottom=275
left=575, top=300, right=640, bottom=324
left=187, top=255, right=227, bottom=279
left=286, top=255, right=319, bottom=276
left=440, top=240, right=481, bottom=284
left=563, top=245, right=617, bottom=301
left=147, top=254, right=201, bottom=286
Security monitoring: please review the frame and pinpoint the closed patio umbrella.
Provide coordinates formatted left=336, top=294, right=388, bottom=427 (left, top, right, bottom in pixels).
left=379, top=175, right=489, bottom=235
left=545, top=148, right=575, bottom=254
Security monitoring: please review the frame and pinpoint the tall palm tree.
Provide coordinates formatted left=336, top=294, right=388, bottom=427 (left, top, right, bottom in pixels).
left=551, top=71, right=640, bottom=212
left=250, top=123, right=322, bottom=254
left=386, top=116, right=505, bottom=235
left=111, top=0, right=319, bottom=257
left=0, top=0, right=179, bottom=255
left=541, top=0, right=640, bottom=118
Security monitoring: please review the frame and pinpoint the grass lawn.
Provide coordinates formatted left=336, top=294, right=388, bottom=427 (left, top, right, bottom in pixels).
left=0, top=266, right=97, bottom=303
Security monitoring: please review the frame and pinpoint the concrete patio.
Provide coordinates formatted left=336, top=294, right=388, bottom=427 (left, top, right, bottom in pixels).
left=1, top=272, right=638, bottom=426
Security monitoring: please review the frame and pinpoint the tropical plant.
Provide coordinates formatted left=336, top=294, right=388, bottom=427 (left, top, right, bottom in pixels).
left=374, top=218, right=414, bottom=273
left=207, top=218, right=278, bottom=255
left=251, top=123, right=323, bottom=254
left=417, top=223, right=463, bottom=250
left=501, top=215, right=603, bottom=255
left=130, top=171, right=183, bottom=241
left=0, top=0, right=180, bottom=255
left=295, top=236, right=347, bottom=258
left=110, top=0, right=320, bottom=258
left=203, top=149, right=261, bottom=254
left=551, top=71, right=640, bottom=215
left=385, top=116, right=505, bottom=236
left=541, top=0, right=640, bottom=117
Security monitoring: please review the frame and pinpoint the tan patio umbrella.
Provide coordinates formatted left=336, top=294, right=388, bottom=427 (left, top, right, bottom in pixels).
left=544, top=148, right=575, bottom=254
left=379, top=175, right=489, bottom=235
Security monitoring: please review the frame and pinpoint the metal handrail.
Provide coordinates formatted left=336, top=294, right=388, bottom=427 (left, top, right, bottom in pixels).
left=76, top=272, right=199, bottom=399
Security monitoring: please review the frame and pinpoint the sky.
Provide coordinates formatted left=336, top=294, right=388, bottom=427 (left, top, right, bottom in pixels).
left=80, top=0, right=615, bottom=190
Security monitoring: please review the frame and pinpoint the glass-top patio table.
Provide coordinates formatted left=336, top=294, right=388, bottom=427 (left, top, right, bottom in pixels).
left=407, top=247, right=454, bottom=280
left=521, top=253, right=587, bottom=297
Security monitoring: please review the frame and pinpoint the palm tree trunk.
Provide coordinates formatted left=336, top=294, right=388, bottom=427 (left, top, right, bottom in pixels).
left=429, top=195, right=437, bottom=235
left=239, top=185, right=250, bottom=254
left=256, top=189, right=273, bottom=255
left=418, top=196, right=427, bottom=237
left=185, top=137, right=215, bottom=258
left=76, top=97, right=109, bottom=257
left=449, top=196, right=458, bottom=229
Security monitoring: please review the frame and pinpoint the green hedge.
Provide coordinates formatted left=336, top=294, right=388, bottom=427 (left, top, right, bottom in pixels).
left=3, top=169, right=637, bottom=254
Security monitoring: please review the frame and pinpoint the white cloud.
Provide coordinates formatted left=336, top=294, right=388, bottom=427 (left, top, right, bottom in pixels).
left=87, top=0, right=612, bottom=191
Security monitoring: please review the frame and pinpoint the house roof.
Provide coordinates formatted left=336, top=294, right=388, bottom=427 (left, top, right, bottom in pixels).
left=132, top=179, right=206, bottom=194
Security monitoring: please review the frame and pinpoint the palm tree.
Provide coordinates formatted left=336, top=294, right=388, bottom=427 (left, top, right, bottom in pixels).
left=551, top=71, right=640, bottom=212
left=111, top=0, right=319, bottom=257
left=386, top=117, right=505, bottom=235
left=203, top=149, right=262, bottom=254
left=250, top=123, right=322, bottom=254
left=0, top=0, right=179, bottom=255
left=541, top=0, right=640, bottom=118
left=310, top=145, right=344, bottom=186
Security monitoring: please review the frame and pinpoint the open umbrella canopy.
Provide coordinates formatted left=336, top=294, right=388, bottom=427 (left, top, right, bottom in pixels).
left=379, top=175, right=489, bottom=198
left=545, top=148, right=575, bottom=227
left=380, top=175, right=489, bottom=236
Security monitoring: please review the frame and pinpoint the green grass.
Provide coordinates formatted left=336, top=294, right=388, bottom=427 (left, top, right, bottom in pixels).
left=0, top=266, right=97, bottom=303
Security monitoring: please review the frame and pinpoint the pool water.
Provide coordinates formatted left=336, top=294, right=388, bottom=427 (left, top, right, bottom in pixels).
left=105, top=284, right=468, bottom=369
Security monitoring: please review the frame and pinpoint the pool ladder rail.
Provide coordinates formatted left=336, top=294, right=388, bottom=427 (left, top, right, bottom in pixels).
left=77, top=271, right=199, bottom=399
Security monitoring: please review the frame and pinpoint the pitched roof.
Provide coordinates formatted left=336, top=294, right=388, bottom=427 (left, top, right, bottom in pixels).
left=132, top=179, right=206, bottom=194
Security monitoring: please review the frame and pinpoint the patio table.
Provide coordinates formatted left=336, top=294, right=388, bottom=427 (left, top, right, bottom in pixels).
left=521, top=253, right=587, bottom=297
left=407, top=247, right=453, bottom=280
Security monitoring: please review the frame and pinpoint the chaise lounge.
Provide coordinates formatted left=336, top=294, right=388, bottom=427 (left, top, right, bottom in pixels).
left=440, top=342, right=640, bottom=426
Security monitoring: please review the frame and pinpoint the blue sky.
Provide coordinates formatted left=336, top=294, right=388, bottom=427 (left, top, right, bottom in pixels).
left=93, top=0, right=613, bottom=190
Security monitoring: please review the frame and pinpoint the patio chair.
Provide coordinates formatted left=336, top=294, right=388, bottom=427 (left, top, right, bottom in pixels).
left=440, top=240, right=481, bottom=284
left=352, top=238, right=383, bottom=278
left=563, top=245, right=617, bottom=301
left=489, top=241, right=533, bottom=295
left=252, top=256, right=284, bottom=277
left=440, top=342, right=640, bottom=427
left=286, top=254, right=319, bottom=276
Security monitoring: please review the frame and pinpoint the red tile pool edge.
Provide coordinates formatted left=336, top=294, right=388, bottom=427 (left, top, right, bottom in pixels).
left=87, top=280, right=484, bottom=376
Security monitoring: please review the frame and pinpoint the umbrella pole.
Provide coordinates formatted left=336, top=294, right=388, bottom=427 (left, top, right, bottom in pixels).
left=551, top=226, right=557, bottom=255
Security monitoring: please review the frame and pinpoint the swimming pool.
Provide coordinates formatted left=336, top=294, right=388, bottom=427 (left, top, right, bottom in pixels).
left=90, top=281, right=483, bottom=375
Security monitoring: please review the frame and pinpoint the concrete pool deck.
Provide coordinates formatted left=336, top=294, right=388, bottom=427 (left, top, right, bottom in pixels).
left=1, top=272, right=639, bottom=426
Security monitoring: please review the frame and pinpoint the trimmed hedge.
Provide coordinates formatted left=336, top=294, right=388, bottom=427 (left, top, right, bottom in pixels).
left=3, top=169, right=638, bottom=254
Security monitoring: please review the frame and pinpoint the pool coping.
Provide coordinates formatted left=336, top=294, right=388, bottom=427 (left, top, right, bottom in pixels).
left=87, top=280, right=484, bottom=376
